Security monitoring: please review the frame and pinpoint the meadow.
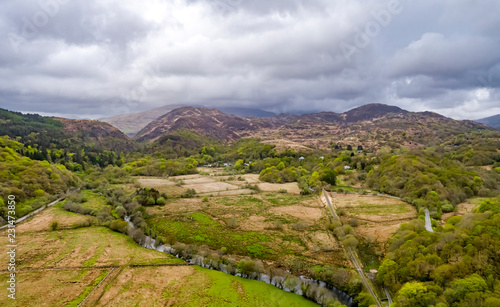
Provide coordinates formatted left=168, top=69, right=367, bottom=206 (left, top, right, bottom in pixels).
left=0, top=205, right=318, bottom=307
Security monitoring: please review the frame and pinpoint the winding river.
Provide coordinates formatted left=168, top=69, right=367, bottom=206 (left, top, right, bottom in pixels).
left=125, top=216, right=355, bottom=306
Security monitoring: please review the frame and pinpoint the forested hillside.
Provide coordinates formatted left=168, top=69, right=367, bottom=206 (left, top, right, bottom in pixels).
left=0, top=108, right=135, bottom=170
left=0, top=136, right=80, bottom=220
left=377, top=198, right=500, bottom=306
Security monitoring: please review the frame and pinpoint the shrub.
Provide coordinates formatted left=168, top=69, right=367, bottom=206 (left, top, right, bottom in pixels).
left=71, top=216, right=96, bottom=229
left=441, top=203, right=454, bottom=213
left=130, top=228, right=146, bottom=245
left=266, top=221, right=283, bottom=231
left=349, top=218, right=358, bottom=227
left=109, top=220, right=129, bottom=234
left=115, top=206, right=126, bottom=218
left=50, top=221, right=58, bottom=231
left=244, top=183, right=261, bottom=191
left=343, top=234, right=358, bottom=248
left=156, top=197, right=166, bottom=206
left=180, top=188, right=196, bottom=198
left=33, top=189, right=46, bottom=197
left=226, top=218, right=239, bottom=229
left=62, top=201, right=93, bottom=216
left=291, top=221, right=308, bottom=231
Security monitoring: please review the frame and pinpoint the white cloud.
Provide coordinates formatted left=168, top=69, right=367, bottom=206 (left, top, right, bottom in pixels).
left=0, top=0, right=498, bottom=119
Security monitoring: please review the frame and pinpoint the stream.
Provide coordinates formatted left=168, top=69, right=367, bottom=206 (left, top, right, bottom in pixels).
left=125, top=216, right=355, bottom=306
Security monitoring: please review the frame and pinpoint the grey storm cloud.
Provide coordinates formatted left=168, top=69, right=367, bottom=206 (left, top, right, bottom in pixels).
left=0, top=0, right=499, bottom=119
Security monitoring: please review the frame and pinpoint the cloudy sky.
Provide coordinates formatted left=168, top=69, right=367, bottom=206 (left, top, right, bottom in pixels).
left=1, top=0, right=499, bottom=120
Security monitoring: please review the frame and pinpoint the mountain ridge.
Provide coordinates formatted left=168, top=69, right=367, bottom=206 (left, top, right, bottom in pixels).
left=134, top=104, right=492, bottom=149
left=100, top=105, right=275, bottom=136
left=476, top=114, right=500, bottom=130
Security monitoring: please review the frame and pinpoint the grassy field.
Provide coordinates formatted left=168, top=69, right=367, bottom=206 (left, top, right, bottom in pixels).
left=326, top=192, right=417, bottom=265
left=142, top=172, right=418, bottom=271
left=0, top=209, right=183, bottom=270
left=134, top=172, right=303, bottom=197
left=158, top=266, right=319, bottom=307
left=0, top=205, right=319, bottom=307
left=96, top=266, right=318, bottom=307
left=146, top=191, right=345, bottom=266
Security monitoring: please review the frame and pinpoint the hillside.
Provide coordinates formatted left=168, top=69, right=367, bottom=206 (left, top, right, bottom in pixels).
left=0, top=108, right=133, bottom=152
left=476, top=114, right=500, bottom=130
left=135, top=106, right=275, bottom=142
left=53, top=117, right=136, bottom=152
left=100, top=104, right=189, bottom=136
left=101, top=105, right=275, bottom=136
left=215, top=106, right=276, bottom=118
left=135, top=104, right=492, bottom=149
left=0, top=108, right=135, bottom=170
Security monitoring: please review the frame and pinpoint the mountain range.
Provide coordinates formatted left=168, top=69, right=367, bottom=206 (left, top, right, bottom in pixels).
left=476, top=114, right=500, bottom=130
left=134, top=104, right=491, bottom=150
left=100, top=105, right=276, bottom=136
left=2, top=104, right=494, bottom=152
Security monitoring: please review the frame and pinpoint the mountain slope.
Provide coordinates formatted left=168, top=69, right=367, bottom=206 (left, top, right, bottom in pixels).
left=476, top=114, right=500, bottom=130
left=53, top=117, right=136, bottom=152
left=136, top=107, right=273, bottom=142
left=214, top=107, right=275, bottom=118
left=0, top=108, right=134, bottom=160
left=101, top=105, right=275, bottom=136
left=100, top=104, right=190, bottom=136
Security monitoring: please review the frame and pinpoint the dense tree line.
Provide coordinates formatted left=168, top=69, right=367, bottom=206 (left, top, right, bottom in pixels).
left=377, top=198, right=500, bottom=306
left=0, top=108, right=130, bottom=169
left=0, top=136, right=80, bottom=220
left=366, top=149, right=499, bottom=216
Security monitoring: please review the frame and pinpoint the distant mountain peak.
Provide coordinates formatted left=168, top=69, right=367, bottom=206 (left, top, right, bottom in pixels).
left=100, top=104, right=274, bottom=135
left=344, top=103, right=407, bottom=121
left=134, top=103, right=492, bottom=144
left=135, top=106, right=257, bottom=142
left=476, top=114, right=500, bottom=130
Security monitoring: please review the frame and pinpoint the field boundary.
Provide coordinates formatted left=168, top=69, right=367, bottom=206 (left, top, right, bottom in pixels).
left=0, top=263, right=191, bottom=273
left=78, top=267, right=116, bottom=307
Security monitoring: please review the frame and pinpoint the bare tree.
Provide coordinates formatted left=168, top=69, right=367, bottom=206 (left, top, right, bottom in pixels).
left=285, top=275, right=300, bottom=293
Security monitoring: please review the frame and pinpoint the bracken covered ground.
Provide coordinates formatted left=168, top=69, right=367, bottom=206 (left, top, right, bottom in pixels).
left=0, top=205, right=318, bottom=307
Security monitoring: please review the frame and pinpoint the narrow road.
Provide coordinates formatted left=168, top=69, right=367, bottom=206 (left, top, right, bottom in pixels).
left=322, top=189, right=382, bottom=307
left=0, top=189, right=80, bottom=230
left=424, top=208, right=434, bottom=232
left=0, top=197, right=63, bottom=230
left=349, top=250, right=381, bottom=307
left=322, top=188, right=338, bottom=219
left=384, top=287, right=393, bottom=305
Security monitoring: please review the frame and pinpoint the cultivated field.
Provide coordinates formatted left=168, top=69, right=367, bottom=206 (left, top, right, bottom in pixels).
left=134, top=171, right=302, bottom=197
left=136, top=172, right=347, bottom=267
left=0, top=205, right=318, bottom=307
left=146, top=192, right=346, bottom=267
left=139, top=172, right=419, bottom=270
